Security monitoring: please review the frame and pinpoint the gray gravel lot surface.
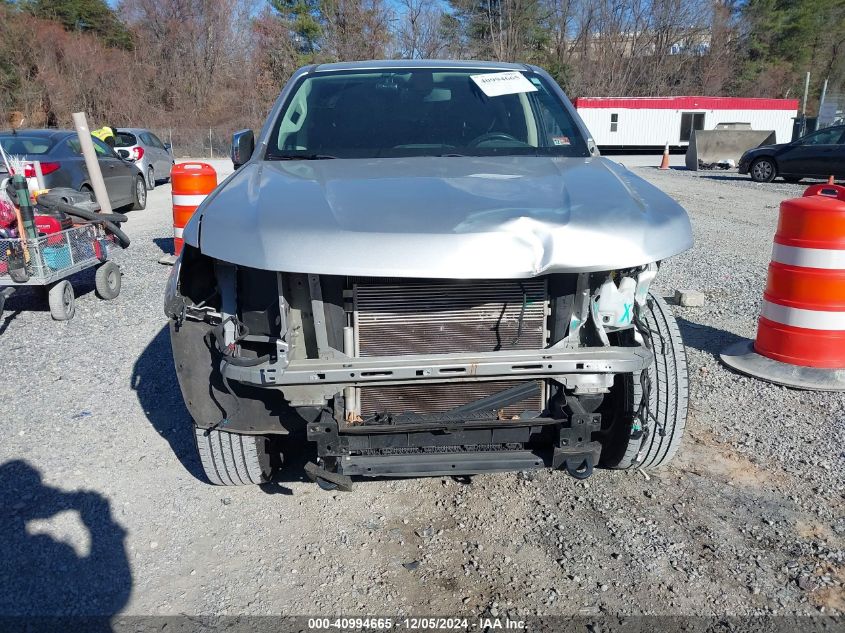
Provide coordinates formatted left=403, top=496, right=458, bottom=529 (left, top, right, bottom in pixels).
left=0, top=160, right=842, bottom=619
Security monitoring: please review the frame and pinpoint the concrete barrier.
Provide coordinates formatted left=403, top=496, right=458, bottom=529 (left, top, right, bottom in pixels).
left=685, top=129, right=776, bottom=171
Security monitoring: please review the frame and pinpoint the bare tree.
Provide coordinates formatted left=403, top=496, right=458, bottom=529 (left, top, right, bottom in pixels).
left=395, top=0, right=447, bottom=59
left=321, top=0, right=394, bottom=61
left=118, top=0, right=259, bottom=122
left=538, top=0, right=718, bottom=96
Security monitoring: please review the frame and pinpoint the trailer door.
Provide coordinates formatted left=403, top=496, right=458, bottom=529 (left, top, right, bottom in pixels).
left=680, top=112, right=705, bottom=142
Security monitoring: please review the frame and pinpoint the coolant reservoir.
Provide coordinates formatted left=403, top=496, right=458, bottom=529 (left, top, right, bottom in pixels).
left=594, top=276, right=636, bottom=329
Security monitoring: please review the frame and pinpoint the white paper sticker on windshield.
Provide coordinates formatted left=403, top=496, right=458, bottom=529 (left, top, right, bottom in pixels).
left=471, top=71, right=538, bottom=97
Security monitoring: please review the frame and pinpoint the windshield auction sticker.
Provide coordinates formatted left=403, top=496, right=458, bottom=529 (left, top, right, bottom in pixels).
left=471, top=71, right=538, bottom=97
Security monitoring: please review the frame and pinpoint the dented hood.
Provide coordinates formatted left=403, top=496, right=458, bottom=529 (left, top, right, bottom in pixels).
left=187, top=155, right=692, bottom=278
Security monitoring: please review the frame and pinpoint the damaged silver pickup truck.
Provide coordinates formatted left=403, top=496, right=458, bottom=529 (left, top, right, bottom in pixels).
left=165, top=60, right=693, bottom=489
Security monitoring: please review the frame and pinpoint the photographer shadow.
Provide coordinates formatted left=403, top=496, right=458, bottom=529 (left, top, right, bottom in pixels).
left=0, top=460, right=131, bottom=631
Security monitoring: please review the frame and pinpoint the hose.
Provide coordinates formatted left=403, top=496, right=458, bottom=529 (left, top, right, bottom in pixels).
left=55, top=202, right=131, bottom=248
left=54, top=202, right=128, bottom=224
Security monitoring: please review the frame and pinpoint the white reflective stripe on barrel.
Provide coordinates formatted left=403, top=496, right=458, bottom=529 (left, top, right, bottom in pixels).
left=771, top=243, right=845, bottom=270
left=172, top=193, right=207, bottom=206
left=173, top=227, right=184, bottom=239
left=761, top=299, right=845, bottom=331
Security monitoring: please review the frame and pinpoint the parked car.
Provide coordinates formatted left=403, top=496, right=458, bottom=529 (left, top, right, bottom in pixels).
left=0, top=129, right=146, bottom=210
left=739, top=124, right=845, bottom=183
left=165, top=60, right=693, bottom=488
left=114, top=128, right=175, bottom=190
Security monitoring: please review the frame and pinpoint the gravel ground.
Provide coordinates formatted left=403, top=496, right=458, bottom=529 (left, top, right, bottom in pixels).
left=0, top=160, right=842, bottom=621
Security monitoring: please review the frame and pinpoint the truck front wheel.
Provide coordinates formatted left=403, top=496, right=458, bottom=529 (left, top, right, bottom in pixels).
left=600, top=293, right=689, bottom=470
left=194, top=427, right=273, bottom=485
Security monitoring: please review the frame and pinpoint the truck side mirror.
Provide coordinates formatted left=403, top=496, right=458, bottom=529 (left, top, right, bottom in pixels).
left=232, top=129, right=255, bottom=169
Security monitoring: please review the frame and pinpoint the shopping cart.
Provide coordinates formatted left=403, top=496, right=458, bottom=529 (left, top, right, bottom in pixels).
left=0, top=223, right=122, bottom=321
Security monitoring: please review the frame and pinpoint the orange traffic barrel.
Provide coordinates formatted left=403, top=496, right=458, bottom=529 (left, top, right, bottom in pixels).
left=721, top=183, right=845, bottom=390
left=170, top=162, right=217, bottom=256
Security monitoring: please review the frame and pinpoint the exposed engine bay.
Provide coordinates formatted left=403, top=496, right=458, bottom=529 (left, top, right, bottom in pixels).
left=166, top=246, right=660, bottom=486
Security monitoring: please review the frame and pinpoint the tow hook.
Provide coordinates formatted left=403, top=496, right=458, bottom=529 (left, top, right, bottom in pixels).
left=552, top=450, right=597, bottom=480
left=304, top=461, right=354, bottom=492
left=562, top=454, right=594, bottom=480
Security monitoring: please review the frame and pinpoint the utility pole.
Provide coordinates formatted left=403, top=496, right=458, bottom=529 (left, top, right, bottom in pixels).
left=801, top=71, right=810, bottom=115
left=819, top=79, right=829, bottom=112
left=799, top=71, right=811, bottom=138
left=817, top=78, right=833, bottom=128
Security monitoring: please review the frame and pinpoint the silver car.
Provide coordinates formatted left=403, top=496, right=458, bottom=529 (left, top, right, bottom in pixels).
left=165, top=60, right=693, bottom=489
left=114, top=128, right=174, bottom=190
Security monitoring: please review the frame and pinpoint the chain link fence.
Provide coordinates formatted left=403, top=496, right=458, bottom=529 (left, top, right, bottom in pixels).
left=818, top=88, right=844, bottom=128
left=150, top=127, right=246, bottom=159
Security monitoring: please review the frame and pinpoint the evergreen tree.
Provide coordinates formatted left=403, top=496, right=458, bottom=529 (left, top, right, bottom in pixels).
left=24, top=0, right=133, bottom=49
left=270, top=0, right=323, bottom=54
left=737, top=0, right=845, bottom=103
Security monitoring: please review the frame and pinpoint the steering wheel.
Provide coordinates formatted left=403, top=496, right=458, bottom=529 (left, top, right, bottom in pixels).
left=468, top=132, right=522, bottom=147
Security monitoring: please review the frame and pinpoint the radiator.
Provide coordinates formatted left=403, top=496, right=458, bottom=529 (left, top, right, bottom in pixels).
left=353, top=279, right=547, bottom=417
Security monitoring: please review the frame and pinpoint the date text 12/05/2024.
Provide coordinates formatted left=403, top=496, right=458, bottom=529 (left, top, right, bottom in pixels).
left=307, top=618, right=526, bottom=630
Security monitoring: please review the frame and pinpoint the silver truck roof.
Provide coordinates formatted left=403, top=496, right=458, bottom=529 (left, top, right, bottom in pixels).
left=311, top=59, right=532, bottom=73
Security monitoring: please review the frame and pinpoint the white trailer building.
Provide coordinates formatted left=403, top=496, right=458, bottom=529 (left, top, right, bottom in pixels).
left=572, top=96, right=799, bottom=150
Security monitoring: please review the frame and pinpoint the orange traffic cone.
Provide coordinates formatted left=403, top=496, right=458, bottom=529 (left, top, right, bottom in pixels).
left=160, top=162, right=218, bottom=266
left=659, top=142, right=670, bottom=170
left=720, top=183, right=845, bottom=391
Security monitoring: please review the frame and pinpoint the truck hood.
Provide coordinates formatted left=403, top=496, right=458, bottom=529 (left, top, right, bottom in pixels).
left=187, top=155, right=692, bottom=278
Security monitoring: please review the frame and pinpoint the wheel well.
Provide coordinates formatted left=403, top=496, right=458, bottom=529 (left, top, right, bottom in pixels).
left=752, top=155, right=777, bottom=170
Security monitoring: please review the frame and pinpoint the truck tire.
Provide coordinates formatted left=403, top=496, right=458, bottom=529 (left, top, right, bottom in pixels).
left=194, top=427, right=272, bottom=485
left=600, top=293, right=688, bottom=470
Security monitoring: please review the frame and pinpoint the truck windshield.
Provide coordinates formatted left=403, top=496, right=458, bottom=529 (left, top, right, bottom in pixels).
left=266, top=68, right=589, bottom=160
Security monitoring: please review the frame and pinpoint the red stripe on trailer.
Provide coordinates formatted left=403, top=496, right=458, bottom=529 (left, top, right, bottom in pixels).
left=571, top=96, right=799, bottom=111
